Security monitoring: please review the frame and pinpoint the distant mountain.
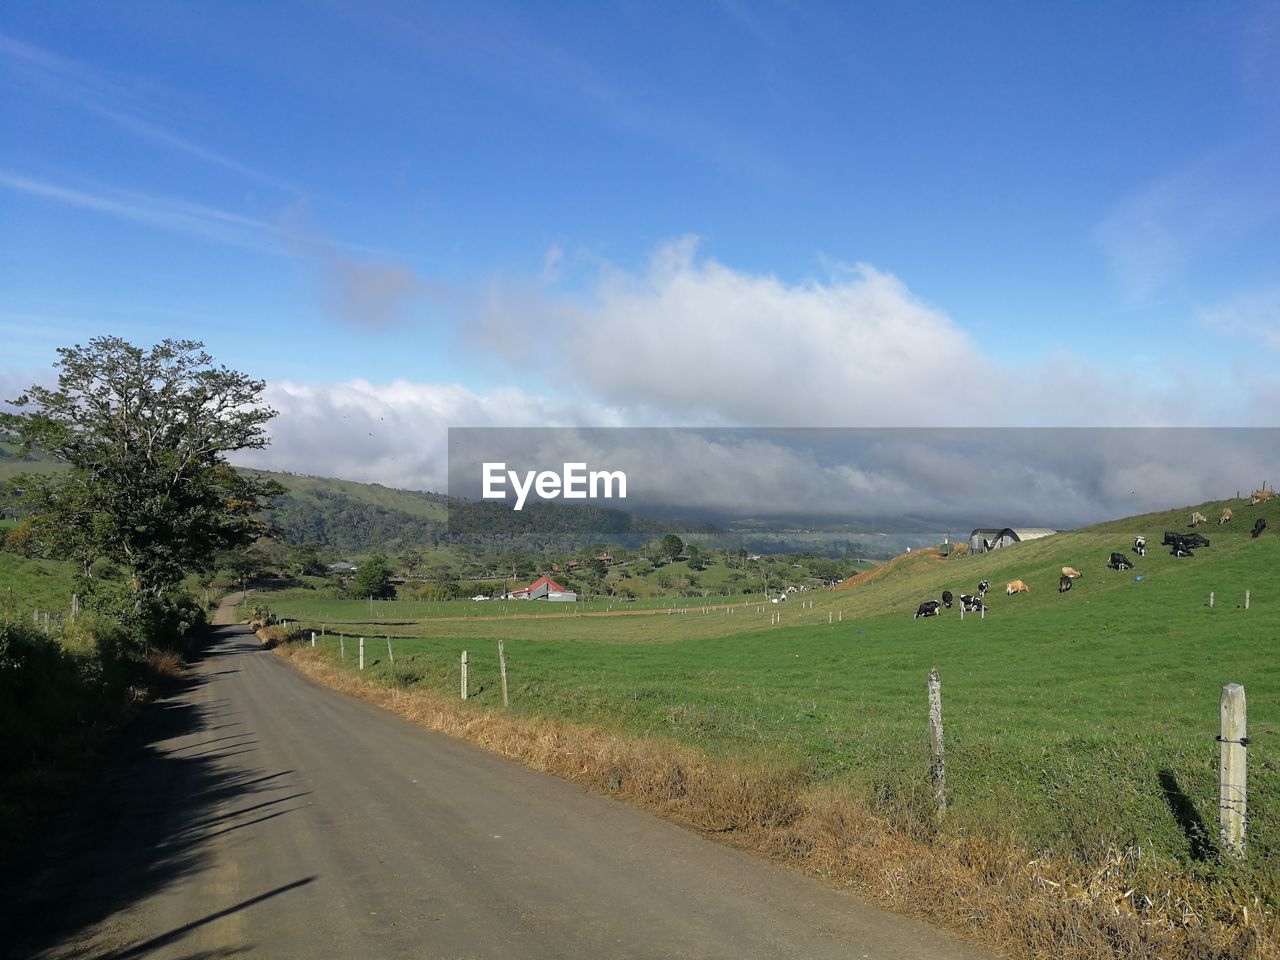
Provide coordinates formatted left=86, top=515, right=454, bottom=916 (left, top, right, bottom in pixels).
left=1, top=441, right=929, bottom=558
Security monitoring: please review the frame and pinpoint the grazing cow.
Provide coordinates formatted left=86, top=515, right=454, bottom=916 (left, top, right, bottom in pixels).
left=1133, top=536, right=1146, bottom=557
left=1006, top=579, right=1030, bottom=595
left=941, top=590, right=954, bottom=609
left=1059, top=575, right=1072, bottom=593
left=1061, top=566, right=1083, bottom=579
left=978, top=579, right=990, bottom=596
left=959, top=594, right=986, bottom=612
left=1220, top=508, right=1233, bottom=525
left=1190, top=511, right=1208, bottom=527
left=1250, top=490, right=1275, bottom=505
left=1253, top=518, right=1268, bottom=539
left=914, top=599, right=942, bottom=618
left=1108, top=552, right=1134, bottom=570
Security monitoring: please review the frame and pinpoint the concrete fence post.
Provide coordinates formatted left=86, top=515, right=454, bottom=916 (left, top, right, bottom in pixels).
left=461, top=651, right=469, bottom=700
left=498, top=640, right=509, bottom=708
left=928, top=666, right=946, bottom=823
left=1219, top=683, right=1248, bottom=858
left=359, top=637, right=365, bottom=671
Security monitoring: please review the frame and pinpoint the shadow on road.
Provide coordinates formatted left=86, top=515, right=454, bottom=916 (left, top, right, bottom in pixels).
left=0, top=625, right=308, bottom=960
left=101, top=877, right=315, bottom=960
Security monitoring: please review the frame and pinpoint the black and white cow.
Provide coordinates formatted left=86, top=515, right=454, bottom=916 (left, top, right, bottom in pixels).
left=1059, top=574, right=1072, bottom=593
left=941, top=590, right=953, bottom=609
left=977, top=579, right=990, bottom=597
left=914, top=599, right=942, bottom=619
left=1108, top=552, right=1134, bottom=570
left=958, top=594, right=986, bottom=612
left=1253, top=517, right=1268, bottom=539
left=1133, top=536, right=1146, bottom=557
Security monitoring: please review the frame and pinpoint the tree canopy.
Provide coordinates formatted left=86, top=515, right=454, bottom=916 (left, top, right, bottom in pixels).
left=350, top=553, right=396, bottom=599
left=1, top=337, right=283, bottom=598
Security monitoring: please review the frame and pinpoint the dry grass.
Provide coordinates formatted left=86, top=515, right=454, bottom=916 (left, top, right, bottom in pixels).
left=264, top=636, right=1277, bottom=960
left=835, top=546, right=947, bottom=591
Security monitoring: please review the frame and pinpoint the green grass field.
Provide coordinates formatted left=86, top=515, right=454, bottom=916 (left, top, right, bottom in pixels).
left=261, top=496, right=1280, bottom=893
left=0, top=553, right=79, bottom=622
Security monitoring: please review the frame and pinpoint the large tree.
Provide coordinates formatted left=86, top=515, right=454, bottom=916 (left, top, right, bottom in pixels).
left=1, top=337, right=283, bottom=598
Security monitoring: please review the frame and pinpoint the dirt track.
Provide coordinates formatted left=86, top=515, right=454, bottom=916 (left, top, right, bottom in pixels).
left=3, top=600, right=994, bottom=960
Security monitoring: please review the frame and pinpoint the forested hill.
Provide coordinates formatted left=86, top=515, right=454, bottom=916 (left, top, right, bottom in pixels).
left=1, top=443, right=665, bottom=554
left=237, top=468, right=453, bottom=552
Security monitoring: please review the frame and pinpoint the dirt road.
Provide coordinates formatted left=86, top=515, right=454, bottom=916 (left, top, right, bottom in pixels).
left=4, top=607, right=995, bottom=959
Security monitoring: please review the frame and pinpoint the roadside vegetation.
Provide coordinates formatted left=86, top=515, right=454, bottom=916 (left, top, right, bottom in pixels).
left=0, top=338, right=281, bottom=853
left=257, top=495, right=1280, bottom=960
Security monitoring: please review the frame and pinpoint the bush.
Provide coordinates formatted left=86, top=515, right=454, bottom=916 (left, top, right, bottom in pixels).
left=385, top=659, right=427, bottom=687
left=256, top=622, right=307, bottom=648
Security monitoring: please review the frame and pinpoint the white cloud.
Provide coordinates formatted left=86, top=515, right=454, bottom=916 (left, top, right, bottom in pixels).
left=229, top=379, right=623, bottom=492
left=0, top=31, right=296, bottom=193
left=473, top=237, right=1253, bottom=428
left=0, top=170, right=282, bottom=253
left=477, top=237, right=997, bottom=425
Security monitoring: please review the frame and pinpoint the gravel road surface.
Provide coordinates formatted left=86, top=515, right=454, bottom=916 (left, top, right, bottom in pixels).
left=4, top=612, right=995, bottom=960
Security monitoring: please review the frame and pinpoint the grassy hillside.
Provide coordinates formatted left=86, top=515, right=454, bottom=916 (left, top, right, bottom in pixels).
left=240, top=468, right=450, bottom=521
left=260, top=494, right=1280, bottom=898
left=0, top=553, right=79, bottom=620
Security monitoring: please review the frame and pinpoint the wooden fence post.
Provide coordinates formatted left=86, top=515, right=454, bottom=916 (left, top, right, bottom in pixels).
left=359, top=637, right=365, bottom=671
left=1219, top=683, right=1247, bottom=858
left=498, top=640, right=509, bottom=708
left=461, top=651, right=469, bottom=700
left=928, top=666, right=946, bottom=823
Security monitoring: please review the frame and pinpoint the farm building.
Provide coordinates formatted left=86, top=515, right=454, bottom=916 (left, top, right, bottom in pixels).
left=968, top=527, right=1057, bottom=554
left=504, top=575, right=577, bottom=602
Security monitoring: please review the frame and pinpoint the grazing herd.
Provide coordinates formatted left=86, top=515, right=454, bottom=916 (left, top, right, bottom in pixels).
left=911, top=492, right=1272, bottom=621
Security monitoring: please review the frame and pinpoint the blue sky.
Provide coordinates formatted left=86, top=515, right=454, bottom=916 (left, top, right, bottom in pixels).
left=2, top=2, right=1278, bottom=491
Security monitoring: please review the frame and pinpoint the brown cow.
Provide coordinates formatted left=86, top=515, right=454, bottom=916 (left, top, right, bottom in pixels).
left=1220, top=508, right=1233, bottom=524
left=1061, top=566, right=1083, bottom=579
left=1190, top=511, right=1208, bottom=526
left=1006, top=579, right=1030, bottom=595
left=1251, top=490, right=1276, bottom=505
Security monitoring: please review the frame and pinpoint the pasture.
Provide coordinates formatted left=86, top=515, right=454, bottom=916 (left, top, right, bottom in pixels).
left=265, top=496, right=1280, bottom=893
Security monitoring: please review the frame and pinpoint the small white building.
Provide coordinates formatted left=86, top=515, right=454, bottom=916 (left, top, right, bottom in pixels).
left=505, top=575, right=577, bottom=602
left=969, top=527, right=1057, bottom=554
